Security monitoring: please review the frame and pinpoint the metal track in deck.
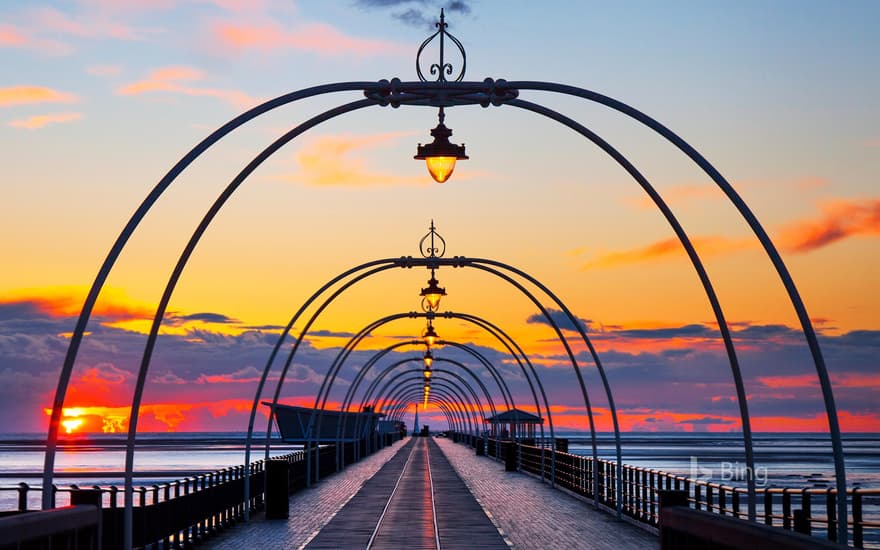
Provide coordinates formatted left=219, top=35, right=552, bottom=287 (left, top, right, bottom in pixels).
left=305, top=437, right=508, bottom=550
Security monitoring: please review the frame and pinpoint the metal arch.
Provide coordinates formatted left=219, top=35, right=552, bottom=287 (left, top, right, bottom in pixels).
left=339, top=352, right=502, bottom=465
left=390, top=393, right=457, bottom=433
left=439, top=316, right=558, bottom=478
left=339, top=346, right=509, bottom=462
left=495, top=98, right=757, bottom=519
left=383, top=380, right=476, bottom=435
left=461, top=262, right=605, bottom=508
left=305, top=310, right=559, bottom=480
left=506, top=80, right=846, bottom=539
left=372, top=369, right=486, bottom=430
left=343, top=340, right=510, bottom=416
left=357, top=361, right=498, bottom=440
left=242, top=259, right=399, bottom=520
left=45, top=74, right=843, bottom=542
left=336, top=340, right=509, bottom=444
left=305, top=311, right=531, bottom=481
left=373, top=370, right=486, bottom=435
left=117, top=98, right=379, bottom=543
left=394, top=390, right=464, bottom=433
left=260, top=263, right=403, bottom=462
left=42, top=80, right=378, bottom=510
left=384, top=382, right=472, bottom=434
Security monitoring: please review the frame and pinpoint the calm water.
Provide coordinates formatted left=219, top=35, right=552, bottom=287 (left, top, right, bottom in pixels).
left=561, top=431, right=880, bottom=489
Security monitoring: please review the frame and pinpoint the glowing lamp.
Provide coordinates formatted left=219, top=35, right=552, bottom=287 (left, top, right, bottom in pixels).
left=423, top=349, right=434, bottom=368
left=420, top=276, right=446, bottom=311
left=423, top=366, right=432, bottom=380
left=414, top=109, right=467, bottom=184
left=422, top=323, right=439, bottom=347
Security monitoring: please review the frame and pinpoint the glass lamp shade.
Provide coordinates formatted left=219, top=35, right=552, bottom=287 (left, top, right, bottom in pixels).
left=420, top=277, right=446, bottom=311
left=425, top=156, right=457, bottom=183
left=422, top=324, right=439, bottom=347
left=423, top=367, right=432, bottom=380
left=423, top=350, right=434, bottom=368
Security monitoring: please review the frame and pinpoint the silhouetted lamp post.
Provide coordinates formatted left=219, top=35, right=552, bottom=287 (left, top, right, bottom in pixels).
left=412, top=9, right=469, bottom=184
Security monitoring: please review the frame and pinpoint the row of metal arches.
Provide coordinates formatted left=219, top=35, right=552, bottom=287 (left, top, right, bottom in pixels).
left=40, top=79, right=847, bottom=546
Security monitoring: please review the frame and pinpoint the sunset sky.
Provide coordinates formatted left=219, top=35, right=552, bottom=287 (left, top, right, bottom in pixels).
left=1, top=1, right=878, bottom=435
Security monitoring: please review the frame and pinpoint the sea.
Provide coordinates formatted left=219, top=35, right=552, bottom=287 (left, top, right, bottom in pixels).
left=1, top=431, right=877, bottom=545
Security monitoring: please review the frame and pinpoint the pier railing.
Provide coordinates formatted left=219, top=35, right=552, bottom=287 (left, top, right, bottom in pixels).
left=0, top=433, right=400, bottom=549
left=473, top=436, right=879, bottom=549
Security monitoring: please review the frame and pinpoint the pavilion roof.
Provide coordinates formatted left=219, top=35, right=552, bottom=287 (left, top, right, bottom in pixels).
left=484, top=408, right=543, bottom=424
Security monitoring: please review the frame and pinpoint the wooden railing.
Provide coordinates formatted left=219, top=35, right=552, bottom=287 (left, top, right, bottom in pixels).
left=466, top=437, right=879, bottom=549
left=0, top=433, right=401, bottom=549
left=0, top=505, right=101, bottom=549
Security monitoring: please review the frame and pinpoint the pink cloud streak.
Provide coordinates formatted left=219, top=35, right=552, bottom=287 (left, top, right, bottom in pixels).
left=8, top=112, right=83, bottom=130
left=117, top=66, right=258, bottom=108
left=0, top=86, right=78, bottom=107
left=778, top=198, right=880, bottom=253
left=583, top=236, right=754, bottom=269
left=211, top=21, right=406, bottom=56
left=0, top=24, right=27, bottom=46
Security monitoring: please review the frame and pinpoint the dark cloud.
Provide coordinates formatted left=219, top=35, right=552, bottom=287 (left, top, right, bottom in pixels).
left=309, top=329, right=357, bottom=338
left=661, top=349, right=694, bottom=358
left=525, top=308, right=590, bottom=333
left=242, top=324, right=286, bottom=331
left=447, top=1, right=471, bottom=14
left=356, top=0, right=421, bottom=6
left=680, top=417, right=736, bottom=425
left=0, top=302, right=46, bottom=320
left=829, top=330, right=880, bottom=347
left=170, top=312, right=240, bottom=325
left=355, top=0, right=475, bottom=29
left=614, top=324, right=718, bottom=340
left=394, top=8, right=433, bottom=28
left=1, top=294, right=877, bottom=432
left=733, top=324, right=800, bottom=340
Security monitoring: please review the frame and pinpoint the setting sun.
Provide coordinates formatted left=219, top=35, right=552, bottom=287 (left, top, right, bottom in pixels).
left=61, top=418, right=83, bottom=434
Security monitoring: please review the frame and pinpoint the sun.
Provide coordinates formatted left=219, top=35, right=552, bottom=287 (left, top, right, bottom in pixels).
left=61, top=417, right=84, bottom=434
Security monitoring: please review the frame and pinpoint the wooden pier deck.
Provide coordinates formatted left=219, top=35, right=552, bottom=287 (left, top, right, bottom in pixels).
left=207, top=437, right=657, bottom=549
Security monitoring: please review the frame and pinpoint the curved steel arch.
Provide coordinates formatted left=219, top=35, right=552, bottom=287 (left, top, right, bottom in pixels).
left=339, top=348, right=509, bottom=463
left=43, top=81, right=382, bottom=509
left=384, top=381, right=474, bottom=436
left=298, top=310, right=566, bottom=484
left=118, top=99, right=378, bottom=539
left=339, top=354, right=500, bottom=465
left=494, top=97, right=758, bottom=518
left=43, top=77, right=845, bottom=543
left=384, top=380, right=477, bottom=435
left=460, top=262, right=610, bottom=504
left=390, top=392, right=458, bottom=432
left=373, top=370, right=486, bottom=434
left=303, top=311, right=532, bottom=480
left=505, top=80, right=845, bottom=537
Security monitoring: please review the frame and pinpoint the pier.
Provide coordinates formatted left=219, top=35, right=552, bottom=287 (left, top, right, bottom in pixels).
left=1, top=6, right=875, bottom=550
left=209, top=436, right=654, bottom=550
left=4, top=431, right=876, bottom=548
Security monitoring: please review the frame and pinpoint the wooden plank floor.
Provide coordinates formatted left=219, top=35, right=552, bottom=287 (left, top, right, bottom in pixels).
left=304, top=439, right=415, bottom=549
left=428, top=437, right=510, bottom=550
left=305, top=437, right=508, bottom=550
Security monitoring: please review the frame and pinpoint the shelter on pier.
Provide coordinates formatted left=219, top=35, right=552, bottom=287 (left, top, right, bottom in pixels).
left=484, top=408, right=543, bottom=440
